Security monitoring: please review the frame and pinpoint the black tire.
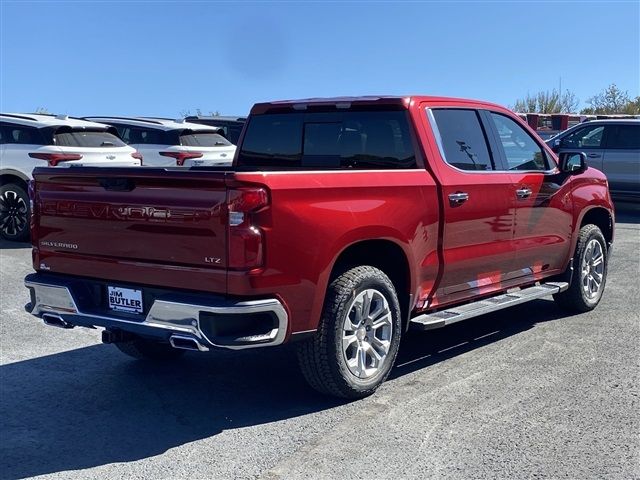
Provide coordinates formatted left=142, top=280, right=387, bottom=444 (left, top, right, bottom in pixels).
left=554, top=224, right=608, bottom=313
left=0, top=183, right=30, bottom=242
left=115, top=337, right=185, bottom=361
left=297, top=265, right=402, bottom=399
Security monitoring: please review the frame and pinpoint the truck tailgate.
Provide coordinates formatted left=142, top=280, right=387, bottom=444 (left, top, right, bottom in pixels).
left=32, top=167, right=230, bottom=292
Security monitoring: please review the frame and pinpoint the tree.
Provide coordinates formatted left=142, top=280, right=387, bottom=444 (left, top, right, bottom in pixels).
left=179, top=108, right=221, bottom=118
left=622, top=96, right=640, bottom=115
left=580, top=84, right=637, bottom=114
left=513, top=89, right=579, bottom=113
left=34, top=107, right=50, bottom=114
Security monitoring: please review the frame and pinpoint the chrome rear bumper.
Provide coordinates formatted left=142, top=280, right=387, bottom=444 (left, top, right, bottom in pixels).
left=25, top=274, right=288, bottom=350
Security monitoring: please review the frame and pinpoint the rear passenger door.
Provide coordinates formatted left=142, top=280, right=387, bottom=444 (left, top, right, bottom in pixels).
left=486, top=111, right=574, bottom=280
left=602, top=123, right=640, bottom=198
left=426, top=108, right=516, bottom=306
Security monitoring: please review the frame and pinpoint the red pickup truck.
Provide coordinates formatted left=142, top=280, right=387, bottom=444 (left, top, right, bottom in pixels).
left=25, top=96, right=614, bottom=398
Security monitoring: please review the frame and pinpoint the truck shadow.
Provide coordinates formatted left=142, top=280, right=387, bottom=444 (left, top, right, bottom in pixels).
left=1, top=299, right=572, bottom=479
left=0, top=239, right=30, bottom=250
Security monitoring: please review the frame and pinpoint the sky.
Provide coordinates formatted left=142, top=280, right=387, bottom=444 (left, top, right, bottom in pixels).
left=1, top=1, right=638, bottom=118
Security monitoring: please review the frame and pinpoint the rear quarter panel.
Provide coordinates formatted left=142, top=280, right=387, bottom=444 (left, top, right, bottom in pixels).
left=229, top=170, right=440, bottom=333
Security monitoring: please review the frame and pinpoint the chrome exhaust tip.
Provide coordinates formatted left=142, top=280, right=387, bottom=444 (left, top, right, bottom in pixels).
left=169, top=334, right=209, bottom=352
left=42, top=313, right=74, bottom=329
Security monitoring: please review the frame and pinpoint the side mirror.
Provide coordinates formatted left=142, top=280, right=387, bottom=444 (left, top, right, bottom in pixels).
left=551, top=138, right=561, bottom=153
left=559, top=152, right=587, bottom=174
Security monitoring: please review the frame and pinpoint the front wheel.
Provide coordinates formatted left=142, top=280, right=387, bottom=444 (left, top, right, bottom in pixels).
left=297, top=266, right=402, bottom=399
left=554, top=224, right=608, bottom=313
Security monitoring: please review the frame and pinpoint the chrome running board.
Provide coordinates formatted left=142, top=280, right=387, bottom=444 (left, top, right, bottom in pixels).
left=409, top=282, right=569, bottom=331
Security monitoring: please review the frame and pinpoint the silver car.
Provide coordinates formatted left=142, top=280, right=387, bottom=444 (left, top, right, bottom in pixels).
left=547, top=119, right=639, bottom=201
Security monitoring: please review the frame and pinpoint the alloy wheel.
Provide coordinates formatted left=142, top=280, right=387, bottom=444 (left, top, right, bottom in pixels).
left=342, top=288, right=393, bottom=379
left=0, top=189, right=28, bottom=238
left=581, top=238, right=605, bottom=299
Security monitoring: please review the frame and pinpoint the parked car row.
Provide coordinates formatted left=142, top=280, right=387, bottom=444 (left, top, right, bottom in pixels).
left=84, top=117, right=238, bottom=167
left=0, top=112, right=246, bottom=241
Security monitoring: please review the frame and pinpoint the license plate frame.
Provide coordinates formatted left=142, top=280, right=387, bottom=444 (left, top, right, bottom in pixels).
left=107, top=286, right=144, bottom=314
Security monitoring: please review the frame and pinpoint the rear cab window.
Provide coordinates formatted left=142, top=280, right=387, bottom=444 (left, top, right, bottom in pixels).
left=237, top=110, right=417, bottom=170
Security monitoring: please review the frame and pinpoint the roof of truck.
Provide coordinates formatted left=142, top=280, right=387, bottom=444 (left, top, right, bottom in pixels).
left=250, top=95, right=507, bottom=114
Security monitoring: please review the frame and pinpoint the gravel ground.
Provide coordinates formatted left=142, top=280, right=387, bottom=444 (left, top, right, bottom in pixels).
left=1, top=203, right=638, bottom=480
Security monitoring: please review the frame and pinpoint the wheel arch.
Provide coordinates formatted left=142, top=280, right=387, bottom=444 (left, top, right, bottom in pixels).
left=0, top=170, right=30, bottom=189
left=579, top=206, right=614, bottom=248
left=328, top=238, right=414, bottom=332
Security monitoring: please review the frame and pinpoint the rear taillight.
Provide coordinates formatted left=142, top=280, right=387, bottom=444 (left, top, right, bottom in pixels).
left=159, top=151, right=203, bottom=166
left=131, top=152, right=143, bottom=164
left=29, top=152, right=83, bottom=167
left=227, top=187, right=269, bottom=269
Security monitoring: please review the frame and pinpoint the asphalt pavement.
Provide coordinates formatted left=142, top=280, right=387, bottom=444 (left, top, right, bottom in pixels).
left=1, top=203, right=638, bottom=480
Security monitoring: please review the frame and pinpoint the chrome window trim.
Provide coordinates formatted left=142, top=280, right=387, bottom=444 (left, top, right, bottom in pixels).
left=426, top=107, right=560, bottom=176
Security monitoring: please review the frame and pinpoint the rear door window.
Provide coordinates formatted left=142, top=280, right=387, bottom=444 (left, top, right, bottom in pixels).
left=606, top=124, right=640, bottom=149
left=0, top=125, right=44, bottom=145
left=54, top=130, right=126, bottom=148
left=237, top=110, right=416, bottom=169
left=431, top=109, right=494, bottom=171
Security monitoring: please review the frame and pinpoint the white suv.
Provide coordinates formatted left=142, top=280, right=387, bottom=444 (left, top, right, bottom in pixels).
left=0, top=113, right=142, bottom=241
left=84, top=117, right=237, bottom=167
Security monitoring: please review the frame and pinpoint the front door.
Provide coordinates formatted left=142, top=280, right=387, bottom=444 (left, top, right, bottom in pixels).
left=425, top=107, right=517, bottom=308
left=486, top=111, right=574, bottom=279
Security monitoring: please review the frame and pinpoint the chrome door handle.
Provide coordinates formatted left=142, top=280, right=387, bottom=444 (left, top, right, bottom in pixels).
left=516, top=188, right=532, bottom=199
left=587, top=153, right=601, bottom=158
left=448, top=192, right=469, bottom=205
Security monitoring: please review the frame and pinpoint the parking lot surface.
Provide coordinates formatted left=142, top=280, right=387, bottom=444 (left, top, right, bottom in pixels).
left=1, top=204, right=638, bottom=480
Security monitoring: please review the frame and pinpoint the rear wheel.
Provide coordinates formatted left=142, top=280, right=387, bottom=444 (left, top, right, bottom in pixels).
left=297, top=266, right=402, bottom=399
left=115, top=337, right=185, bottom=361
left=554, top=224, right=608, bottom=313
left=0, top=183, right=30, bottom=242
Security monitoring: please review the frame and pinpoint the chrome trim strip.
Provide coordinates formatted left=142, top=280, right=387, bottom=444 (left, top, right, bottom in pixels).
left=25, top=278, right=288, bottom=350
left=425, top=108, right=559, bottom=176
